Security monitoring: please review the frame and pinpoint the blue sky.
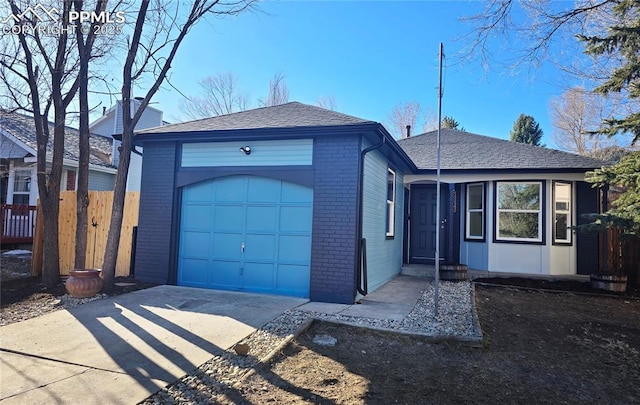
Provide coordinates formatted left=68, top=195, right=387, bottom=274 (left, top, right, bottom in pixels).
left=133, top=1, right=582, bottom=147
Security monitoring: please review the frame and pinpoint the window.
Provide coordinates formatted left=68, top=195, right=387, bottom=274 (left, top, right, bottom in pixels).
left=553, top=182, right=572, bottom=244
left=466, top=183, right=485, bottom=240
left=12, top=170, right=31, bottom=205
left=496, top=181, right=542, bottom=242
left=386, top=168, right=396, bottom=237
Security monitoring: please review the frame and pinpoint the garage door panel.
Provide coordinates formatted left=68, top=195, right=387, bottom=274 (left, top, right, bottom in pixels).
left=210, top=260, right=242, bottom=287
left=246, top=206, right=277, bottom=231
left=281, top=182, right=312, bottom=203
left=278, top=235, right=311, bottom=262
left=214, top=176, right=247, bottom=202
left=243, top=262, right=275, bottom=291
left=182, top=204, right=212, bottom=230
left=181, top=232, right=210, bottom=258
left=211, top=233, right=242, bottom=260
left=247, top=177, right=280, bottom=202
left=280, top=206, right=312, bottom=232
left=183, top=181, right=213, bottom=203
left=179, top=258, right=209, bottom=285
left=277, top=264, right=310, bottom=296
left=214, top=205, right=244, bottom=231
left=244, top=234, right=276, bottom=260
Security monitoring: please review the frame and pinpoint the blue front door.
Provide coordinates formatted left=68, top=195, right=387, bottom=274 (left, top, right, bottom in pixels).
left=178, top=175, right=313, bottom=297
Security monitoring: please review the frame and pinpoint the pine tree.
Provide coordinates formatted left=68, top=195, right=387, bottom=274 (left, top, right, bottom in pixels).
left=578, top=0, right=640, bottom=236
left=581, top=1, right=640, bottom=143
left=442, top=116, right=464, bottom=130
left=510, top=114, right=544, bottom=146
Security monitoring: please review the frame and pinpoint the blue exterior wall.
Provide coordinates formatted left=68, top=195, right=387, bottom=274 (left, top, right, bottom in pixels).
left=362, top=148, right=404, bottom=292
left=135, top=131, right=403, bottom=304
left=309, top=135, right=360, bottom=304
left=134, top=141, right=177, bottom=284
left=88, top=170, right=115, bottom=191
left=459, top=183, right=489, bottom=270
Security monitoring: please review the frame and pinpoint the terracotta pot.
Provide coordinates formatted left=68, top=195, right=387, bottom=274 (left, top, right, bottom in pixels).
left=66, top=269, right=104, bottom=298
left=590, top=273, right=627, bottom=293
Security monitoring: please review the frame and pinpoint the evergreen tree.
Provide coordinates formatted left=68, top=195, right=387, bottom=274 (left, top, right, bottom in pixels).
left=442, top=116, right=464, bottom=130
left=510, top=114, right=544, bottom=146
left=581, top=1, right=640, bottom=143
left=578, top=0, right=640, bottom=236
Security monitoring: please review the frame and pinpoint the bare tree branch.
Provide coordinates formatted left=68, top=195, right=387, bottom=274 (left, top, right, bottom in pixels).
left=180, top=72, right=249, bottom=119
left=386, top=101, right=421, bottom=139
left=259, top=72, right=289, bottom=107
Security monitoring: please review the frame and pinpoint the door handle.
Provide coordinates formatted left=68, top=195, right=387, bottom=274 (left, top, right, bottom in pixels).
left=241, top=242, right=245, bottom=253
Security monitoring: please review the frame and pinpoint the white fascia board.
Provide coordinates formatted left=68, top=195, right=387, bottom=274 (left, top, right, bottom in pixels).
left=89, top=106, right=117, bottom=130
left=404, top=172, right=587, bottom=185
left=1, top=130, right=37, bottom=156
left=61, top=158, right=117, bottom=174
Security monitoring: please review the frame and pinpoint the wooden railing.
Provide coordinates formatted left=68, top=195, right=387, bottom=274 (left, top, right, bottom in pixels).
left=1, top=204, right=37, bottom=244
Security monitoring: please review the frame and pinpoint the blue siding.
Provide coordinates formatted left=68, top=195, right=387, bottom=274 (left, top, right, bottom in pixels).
left=182, top=139, right=313, bottom=167
left=460, top=185, right=489, bottom=270
left=88, top=171, right=114, bottom=191
left=362, top=149, right=404, bottom=292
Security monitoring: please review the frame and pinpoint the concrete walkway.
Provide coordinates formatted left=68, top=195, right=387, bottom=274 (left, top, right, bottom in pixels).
left=0, top=286, right=307, bottom=404
left=297, top=275, right=430, bottom=321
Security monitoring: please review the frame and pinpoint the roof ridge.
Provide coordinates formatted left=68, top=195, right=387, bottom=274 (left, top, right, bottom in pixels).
left=155, top=101, right=375, bottom=131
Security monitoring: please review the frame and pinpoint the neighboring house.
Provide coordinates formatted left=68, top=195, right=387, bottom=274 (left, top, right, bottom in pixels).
left=89, top=98, right=165, bottom=191
left=132, top=102, right=606, bottom=304
left=1, top=110, right=116, bottom=207
left=1, top=101, right=163, bottom=243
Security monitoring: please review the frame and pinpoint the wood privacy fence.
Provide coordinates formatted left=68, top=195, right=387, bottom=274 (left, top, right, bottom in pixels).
left=601, top=228, right=640, bottom=285
left=32, top=191, right=140, bottom=277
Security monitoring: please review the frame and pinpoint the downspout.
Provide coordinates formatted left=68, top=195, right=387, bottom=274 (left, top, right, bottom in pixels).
left=356, top=131, right=386, bottom=296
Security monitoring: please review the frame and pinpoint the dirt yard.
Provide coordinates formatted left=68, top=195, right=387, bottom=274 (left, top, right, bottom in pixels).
left=3, top=254, right=640, bottom=404
left=218, top=285, right=640, bottom=404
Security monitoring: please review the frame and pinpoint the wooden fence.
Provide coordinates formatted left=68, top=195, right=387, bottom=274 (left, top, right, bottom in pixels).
left=601, top=227, right=640, bottom=285
left=32, top=191, right=140, bottom=277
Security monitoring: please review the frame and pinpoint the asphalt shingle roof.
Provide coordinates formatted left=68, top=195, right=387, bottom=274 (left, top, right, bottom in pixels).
left=1, top=110, right=114, bottom=168
left=397, top=129, right=606, bottom=171
left=137, top=102, right=375, bottom=134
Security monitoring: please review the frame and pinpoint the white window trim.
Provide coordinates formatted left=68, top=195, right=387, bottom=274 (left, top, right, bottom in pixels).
left=386, top=168, right=396, bottom=237
left=466, top=183, right=485, bottom=240
left=553, top=181, right=572, bottom=244
left=11, top=168, right=32, bottom=205
left=496, top=181, right=543, bottom=243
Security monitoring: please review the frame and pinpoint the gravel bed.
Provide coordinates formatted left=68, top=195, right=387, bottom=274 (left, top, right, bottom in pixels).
left=142, top=280, right=479, bottom=404
left=0, top=294, right=107, bottom=326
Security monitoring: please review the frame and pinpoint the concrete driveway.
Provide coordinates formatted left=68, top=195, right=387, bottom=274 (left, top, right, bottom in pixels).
left=0, top=286, right=308, bottom=404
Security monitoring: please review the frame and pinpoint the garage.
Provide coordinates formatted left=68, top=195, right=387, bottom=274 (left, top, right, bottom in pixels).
left=178, top=175, right=313, bottom=297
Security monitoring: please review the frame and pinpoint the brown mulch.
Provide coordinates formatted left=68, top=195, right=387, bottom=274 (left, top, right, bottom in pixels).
left=475, top=276, right=640, bottom=298
left=1, top=254, right=156, bottom=326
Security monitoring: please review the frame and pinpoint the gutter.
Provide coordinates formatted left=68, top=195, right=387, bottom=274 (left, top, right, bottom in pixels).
left=355, top=129, right=386, bottom=296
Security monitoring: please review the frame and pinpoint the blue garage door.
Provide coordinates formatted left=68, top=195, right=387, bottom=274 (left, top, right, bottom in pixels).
left=178, top=175, right=313, bottom=297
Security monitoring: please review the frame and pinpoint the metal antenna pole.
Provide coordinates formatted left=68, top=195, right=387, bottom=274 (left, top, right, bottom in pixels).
left=434, top=42, right=443, bottom=317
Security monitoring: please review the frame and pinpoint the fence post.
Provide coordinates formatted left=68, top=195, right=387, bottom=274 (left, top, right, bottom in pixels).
left=31, top=203, right=44, bottom=277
